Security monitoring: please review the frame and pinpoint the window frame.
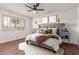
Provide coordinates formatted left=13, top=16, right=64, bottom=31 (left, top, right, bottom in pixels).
left=2, top=15, right=25, bottom=31
left=49, top=15, right=57, bottom=23
left=42, top=15, right=57, bottom=24
left=42, top=17, right=48, bottom=24
left=41, top=15, right=57, bottom=29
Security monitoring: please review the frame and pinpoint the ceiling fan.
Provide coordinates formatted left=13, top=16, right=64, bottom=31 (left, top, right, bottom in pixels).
left=25, top=3, right=44, bottom=13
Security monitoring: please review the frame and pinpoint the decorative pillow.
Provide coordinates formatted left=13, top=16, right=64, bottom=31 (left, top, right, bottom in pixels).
left=52, top=28, right=57, bottom=33
left=44, top=29, right=52, bottom=34
left=32, top=28, right=38, bottom=34
left=36, top=29, right=44, bottom=34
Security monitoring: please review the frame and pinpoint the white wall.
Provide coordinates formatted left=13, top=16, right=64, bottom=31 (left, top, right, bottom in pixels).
left=0, top=9, right=32, bottom=44
left=77, top=6, right=79, bottom=45
left=32, top=7, right=79, bottom=45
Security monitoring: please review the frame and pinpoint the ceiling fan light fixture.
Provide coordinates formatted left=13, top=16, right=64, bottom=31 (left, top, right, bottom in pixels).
left=32, top=11, right=37, bottom=14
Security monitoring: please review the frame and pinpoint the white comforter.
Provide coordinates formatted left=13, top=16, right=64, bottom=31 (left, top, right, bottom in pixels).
left=25, top=33, right=62, bottom=52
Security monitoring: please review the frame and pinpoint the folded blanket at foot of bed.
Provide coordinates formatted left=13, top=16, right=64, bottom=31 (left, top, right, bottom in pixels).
left=36, top=35, right=59, bottom=44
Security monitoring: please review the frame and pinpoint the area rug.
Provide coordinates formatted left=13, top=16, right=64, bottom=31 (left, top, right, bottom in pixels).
left=19, top=42, right=64, bottom=55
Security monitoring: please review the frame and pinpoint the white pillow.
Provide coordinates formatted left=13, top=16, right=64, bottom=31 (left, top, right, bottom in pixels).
left=52, top=28, right=57, bottom=33
left=36, top=29, right=44, bottom=34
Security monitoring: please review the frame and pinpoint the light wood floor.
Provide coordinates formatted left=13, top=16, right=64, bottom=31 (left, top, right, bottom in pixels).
left=0, top=38, right=79, bottom=55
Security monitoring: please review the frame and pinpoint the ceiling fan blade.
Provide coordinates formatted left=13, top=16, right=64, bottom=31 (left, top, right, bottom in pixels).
left=25, top=4, right=33, bottom=9
left=35, top=9, right=44, bottom=11
left=36, top=3, right=39, bottom=7
left=27, top=10, right=33, bottom=12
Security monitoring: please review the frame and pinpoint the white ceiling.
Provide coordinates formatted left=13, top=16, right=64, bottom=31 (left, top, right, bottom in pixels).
left=0, top=3, right=78, bottom=17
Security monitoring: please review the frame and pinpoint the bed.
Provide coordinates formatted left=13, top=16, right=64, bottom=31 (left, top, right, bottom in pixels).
left=25, top=28, right=62, bottom=53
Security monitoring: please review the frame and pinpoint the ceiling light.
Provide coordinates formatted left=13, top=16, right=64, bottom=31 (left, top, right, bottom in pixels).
left=32, top=11, right=37, bottom=14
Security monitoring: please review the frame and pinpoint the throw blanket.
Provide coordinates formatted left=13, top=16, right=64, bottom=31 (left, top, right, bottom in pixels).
left=36, top=35, right=59, bottom=44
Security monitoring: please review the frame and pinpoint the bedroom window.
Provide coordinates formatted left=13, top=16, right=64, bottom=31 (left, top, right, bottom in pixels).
left=41, top=15, right=57, bottom=29
left=16, top=17, right=25, bottom=30
left=49, top=16, right=56, bottom=23
left=42, top=16, right=56, bottom=24
left=3, top=16, right=11, bottom=30
left=2, top=15, right=25, bottom=31
left=42, top=17, right=48, bottom=24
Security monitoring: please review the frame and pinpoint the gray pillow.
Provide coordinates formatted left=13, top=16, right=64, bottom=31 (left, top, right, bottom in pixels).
left=32, top=28, right=38, bottom=34
left=36, top=29, right=44, bottom=34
